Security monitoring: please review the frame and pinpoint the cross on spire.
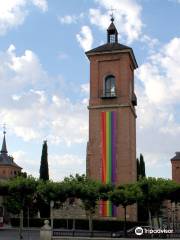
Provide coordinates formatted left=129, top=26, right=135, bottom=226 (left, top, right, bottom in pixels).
left=1, top=123, right=7, bottom=154
left=3, top=123, right=6, bottom=135
left=107, top=8, right=118, bottom=44
left=109, top=6, right=116, bottom=22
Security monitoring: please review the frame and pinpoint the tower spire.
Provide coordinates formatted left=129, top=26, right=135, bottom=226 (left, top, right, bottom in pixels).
left=1, top=124, right=7, bottom=154
left=107, top=14, right=118, bottom=44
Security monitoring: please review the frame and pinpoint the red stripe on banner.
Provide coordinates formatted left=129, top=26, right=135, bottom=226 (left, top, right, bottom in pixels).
left=103, top=112, right=107, bottom=216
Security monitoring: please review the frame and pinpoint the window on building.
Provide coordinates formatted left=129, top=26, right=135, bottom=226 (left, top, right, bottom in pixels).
left=109, top=34, right=116, bottom=43
left=104, top=75, right=116, bottom=97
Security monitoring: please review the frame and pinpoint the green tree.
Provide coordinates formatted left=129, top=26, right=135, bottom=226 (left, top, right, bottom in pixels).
left=137, top=177, right=179, bottom=227
left=110, top=183, right=142, bottom=236
left=136, top=158, right=140, bottom=180
left=4, top=176, right=37, bottom=240
left=0, top=181, right=9, bottom=196
left=64, top=174, right=101, bottom=232
left=139, top=154, right=146, bottom=178
left=39, top=140, right=49, bottom=181
left=137, top=154, right=148, bottom=221
left=39, top=140, right=50, bottom=218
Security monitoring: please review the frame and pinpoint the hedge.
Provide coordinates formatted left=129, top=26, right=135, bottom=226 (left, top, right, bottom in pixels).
left=10, top=218, right=147, bottom=231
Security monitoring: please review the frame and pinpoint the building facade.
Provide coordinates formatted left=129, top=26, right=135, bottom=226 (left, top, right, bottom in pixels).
left=0, top=131, right=21, bottom=179
left=0, top=130, right=22, bottom=225
left=86, top=18, right=138, bottom=220
left=170, top=152, right=180, bottom=228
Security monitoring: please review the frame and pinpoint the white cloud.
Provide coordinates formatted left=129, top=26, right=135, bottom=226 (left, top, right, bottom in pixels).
left=0, top=0, right=48, bottom=35
left=80, top=83, right=89, bottom=94
left=140, top=34, right=160, bottom=50
left=76, top=25, right=93, bottom=51
left=136, top=37, right=180, bottom=178
left=0, top=44, right=48, bottom=92
left=13, top=150, right=85, bottom=181
left=49, top=154, right=85, bottom=181
left=0, top=44, right=88, bottom=145
left=13, top=150, right=39, bottom=176
left=137, top=38, right=180, bottom=135
left=58, top=13, right=84, bottom=24
left=89, top=0, right=143, bottom=43
left=137, top=37, right=180, bottom=106
left=31, top=0, right=48, bottom=12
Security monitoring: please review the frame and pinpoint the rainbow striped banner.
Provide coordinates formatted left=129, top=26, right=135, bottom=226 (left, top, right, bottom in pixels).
left=101, top=111, right=116, bottom=217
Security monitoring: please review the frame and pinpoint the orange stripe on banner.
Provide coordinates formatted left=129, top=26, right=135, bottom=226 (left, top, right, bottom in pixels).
left=101, top=112, right=105, bottom=217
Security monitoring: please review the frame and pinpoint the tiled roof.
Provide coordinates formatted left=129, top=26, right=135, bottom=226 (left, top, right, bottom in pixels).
left=85, top=43, right=138, bottom=69
left=0, top=133, right=21, bottom=169
left=86, top=43, right=131, bottom=55
left=171, top=152, right=180, bottom=161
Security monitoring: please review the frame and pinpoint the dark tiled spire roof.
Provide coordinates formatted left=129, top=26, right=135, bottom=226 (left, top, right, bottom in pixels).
left=0, top=131, right=21, bottom=168
left=1, top=131, right=7, bottom=154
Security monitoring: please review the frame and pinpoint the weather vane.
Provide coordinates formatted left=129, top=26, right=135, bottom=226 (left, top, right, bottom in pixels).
left=109, top=6, right=117, bottom=21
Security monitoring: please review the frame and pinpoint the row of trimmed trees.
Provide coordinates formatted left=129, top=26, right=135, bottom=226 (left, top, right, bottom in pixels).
left=0, top=174, right=180, bottom=235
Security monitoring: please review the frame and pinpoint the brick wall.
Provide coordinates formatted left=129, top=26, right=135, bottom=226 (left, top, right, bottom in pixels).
left=86, top=51, right=137, bottom=221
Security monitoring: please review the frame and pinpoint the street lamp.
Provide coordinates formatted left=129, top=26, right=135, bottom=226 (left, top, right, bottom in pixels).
left=50, top=201, right=54, bottom=230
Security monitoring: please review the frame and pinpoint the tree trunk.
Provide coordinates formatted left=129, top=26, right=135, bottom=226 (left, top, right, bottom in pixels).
left=66, top=218, right=68, bottom=229
left=148, top=208, right=152, bottom=227
left=156, top=213, right=160, bottom=228
left=19, top=209, right=23, bottom=240
left=123, top=206, right=127, bottom=236
left=89, top=213, right=93, bottom=233
left=72, top=218, right=75, bottom=230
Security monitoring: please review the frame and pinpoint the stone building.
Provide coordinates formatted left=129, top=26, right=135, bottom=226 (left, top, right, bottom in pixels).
left=170, top=152, right=180, bottom=229
left=86, top=17, right=138, bottom=221
left=0, top=130, right=22, bottom=179
left=171, top=152, right=180, bottom=183
left=0, top=130, right=22, bottom=224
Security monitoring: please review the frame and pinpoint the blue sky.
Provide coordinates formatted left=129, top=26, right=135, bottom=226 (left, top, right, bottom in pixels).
left=0, top=0, right=180, bottom=180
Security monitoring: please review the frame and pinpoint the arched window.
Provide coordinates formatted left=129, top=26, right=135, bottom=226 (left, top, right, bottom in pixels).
left=104, top=75, right=116, bottom=97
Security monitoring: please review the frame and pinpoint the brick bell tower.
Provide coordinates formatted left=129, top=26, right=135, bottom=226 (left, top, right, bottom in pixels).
left=86, top=17, right=138, bottom=220
left=171, top=152, right=180, bottom=183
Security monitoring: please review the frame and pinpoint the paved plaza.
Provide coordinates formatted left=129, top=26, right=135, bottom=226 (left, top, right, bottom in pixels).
left=0, top=229, right=39, bottom=240
left=0, top=229, right=179, bottom=240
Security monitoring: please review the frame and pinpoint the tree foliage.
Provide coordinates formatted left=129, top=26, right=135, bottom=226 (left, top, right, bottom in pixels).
left=3, top=176, right=37, bottom=215
left=137, top=177, right=179, bottom=226
left=110, top=183, right=142, bottom=235
left=39, top=140, right=49, bottom=181
left=136, top=158, right=140, bottom=181
left=1, top=174, right=180, bottom=231
left=139, top=154, right=146, bottom=178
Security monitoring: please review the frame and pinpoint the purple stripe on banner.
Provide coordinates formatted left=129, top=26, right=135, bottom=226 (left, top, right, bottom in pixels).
left=112, top=112, right=116, bottom=184
left=112, top=205, right=117, bottom=216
